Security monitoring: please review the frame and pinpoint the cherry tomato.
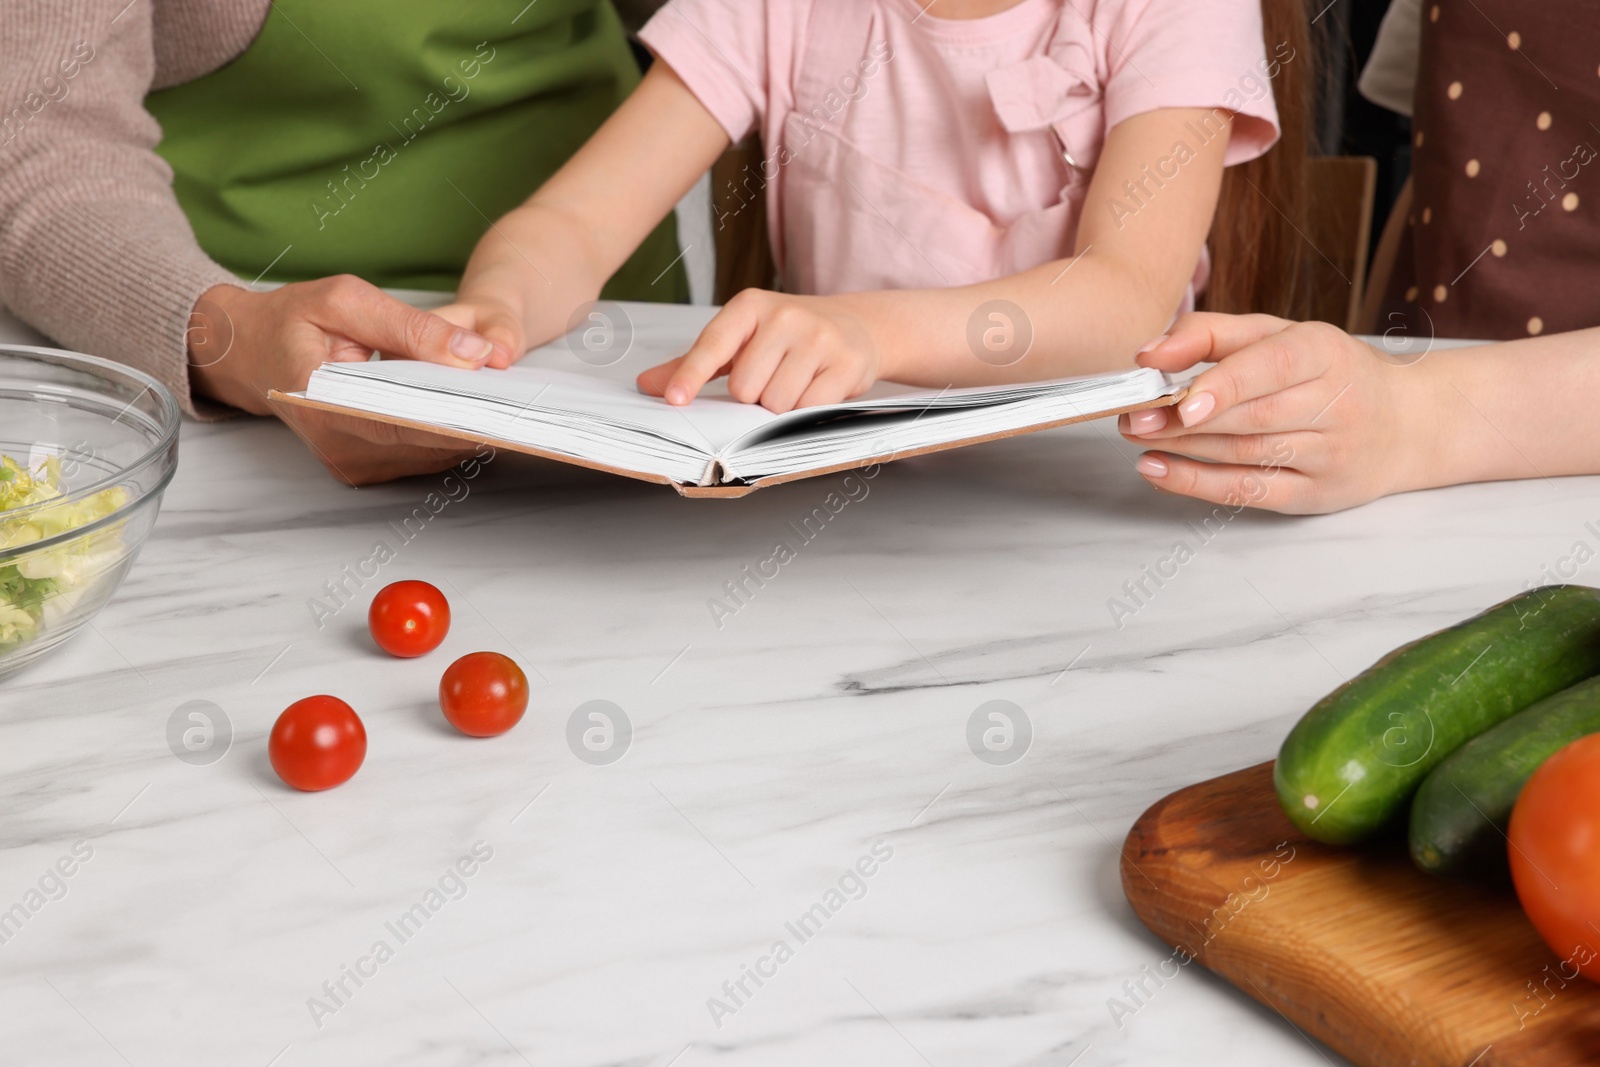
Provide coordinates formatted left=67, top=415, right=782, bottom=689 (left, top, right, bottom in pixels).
left=368, top=581, right=450, bottom=658
left=439, top=652, right=528, bottom=737
left=1509, top=732, right=1600, bottom=982
left=269, top=696, right=367, bottom=791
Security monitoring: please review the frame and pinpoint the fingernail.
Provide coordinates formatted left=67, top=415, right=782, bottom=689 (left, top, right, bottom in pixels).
left=1137, top=333, right=1170, bottom=354
left=1136, top=454, right=1169, bottom=479
left=449, top=330, right=493, bottom=363
left=1127, top=408, right=1168, bottom=435
left=1178, top=392, right=1215, bottom=426
left=666, top=386, right=687, bottom=405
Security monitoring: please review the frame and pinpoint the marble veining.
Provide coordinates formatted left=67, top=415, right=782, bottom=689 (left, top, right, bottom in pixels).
left=3, top=306, right=1598, bottom=1065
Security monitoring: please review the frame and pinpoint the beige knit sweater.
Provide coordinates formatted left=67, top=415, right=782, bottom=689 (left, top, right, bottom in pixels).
left=0, top=1, right=272, bottom=415
left=0, top=0, right=663, bottom=417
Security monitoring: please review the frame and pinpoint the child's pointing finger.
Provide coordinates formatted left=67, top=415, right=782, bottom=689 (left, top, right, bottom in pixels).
left=644, top=298, right=762, bottom=404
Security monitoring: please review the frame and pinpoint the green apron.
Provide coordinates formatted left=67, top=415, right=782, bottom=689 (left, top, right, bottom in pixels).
left=146, top=0, right=685, bottom=300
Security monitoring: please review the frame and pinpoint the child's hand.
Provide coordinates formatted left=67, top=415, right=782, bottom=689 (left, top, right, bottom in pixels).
left=637, top=291, right=882, bottom=412
left=433, top=286, right=527, bottom=371
left=1119, top=313, right=1437, bottom=515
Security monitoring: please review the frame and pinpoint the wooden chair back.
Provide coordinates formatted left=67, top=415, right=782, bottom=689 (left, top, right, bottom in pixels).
left=1301, top=155, right=1378, bottom=331
left=711, top=137, right=776, bottom=302
left=1356, top=173, right=1411, bottom=335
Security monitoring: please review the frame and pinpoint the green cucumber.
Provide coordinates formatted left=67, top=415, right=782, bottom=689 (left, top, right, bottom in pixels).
left=1274, top=585, right=1600, bottom=845
left=1410, top=674, right=1600, bottom=881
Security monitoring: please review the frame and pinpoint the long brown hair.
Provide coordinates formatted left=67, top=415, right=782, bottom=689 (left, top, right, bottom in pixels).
left=1201, top=0, right=1318, bottom=319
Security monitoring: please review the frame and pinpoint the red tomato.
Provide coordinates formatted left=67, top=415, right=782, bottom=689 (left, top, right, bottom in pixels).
left=1509, top=733, right=1600, bottom=982
left=368, top=581, right=450, bottom=658
left=269, top=696, right=367, bottom=791
left=439, top=652, right=528, bottom=737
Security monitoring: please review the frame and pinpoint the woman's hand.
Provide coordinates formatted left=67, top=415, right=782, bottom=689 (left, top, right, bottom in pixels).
left=188, top=277, right=513, bottom=484
left=267, top=401, right=484, bottom=487
left=1119, top=313, right=1442, bottom=514
left=637, top=290, right=884, bottom=412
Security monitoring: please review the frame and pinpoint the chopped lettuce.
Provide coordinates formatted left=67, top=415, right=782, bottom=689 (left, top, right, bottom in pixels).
left=0, top=454, right=128, bottom=653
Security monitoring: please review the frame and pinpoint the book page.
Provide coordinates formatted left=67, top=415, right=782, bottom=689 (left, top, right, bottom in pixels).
left=304, top=302, right=1174, bottom=485
left=313, top=360, right=780, bottom=455
left=308, top=301, right=972, bottom=455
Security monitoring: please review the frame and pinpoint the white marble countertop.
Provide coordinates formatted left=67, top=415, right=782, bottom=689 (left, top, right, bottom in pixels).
left=2, top=303, right=1594, bottom=1067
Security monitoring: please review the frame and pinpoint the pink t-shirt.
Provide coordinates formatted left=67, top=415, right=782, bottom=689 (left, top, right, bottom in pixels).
left=640, top=0, right=1283, bottom=299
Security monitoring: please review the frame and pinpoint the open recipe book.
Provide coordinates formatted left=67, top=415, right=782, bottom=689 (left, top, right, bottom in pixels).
left=272, top=303, right=1182, bottom=498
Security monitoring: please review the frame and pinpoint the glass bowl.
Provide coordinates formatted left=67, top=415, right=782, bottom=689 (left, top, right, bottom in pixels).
left=0, top=345, right=179, bottom=679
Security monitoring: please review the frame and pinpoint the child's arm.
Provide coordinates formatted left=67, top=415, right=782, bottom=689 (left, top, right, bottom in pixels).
left=639, top=105, right=1235, bottom=410
left=1121, top=314, right=1600, bottom=514
left=435, top=63, right=731, bottom=364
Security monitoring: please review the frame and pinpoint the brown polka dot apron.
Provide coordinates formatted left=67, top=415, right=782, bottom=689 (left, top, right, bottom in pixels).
left=1377, top=1, right=1600, bottom=340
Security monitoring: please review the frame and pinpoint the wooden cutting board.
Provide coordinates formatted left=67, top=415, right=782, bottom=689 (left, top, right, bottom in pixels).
left=1121, top=762, right=1600, bottom=1066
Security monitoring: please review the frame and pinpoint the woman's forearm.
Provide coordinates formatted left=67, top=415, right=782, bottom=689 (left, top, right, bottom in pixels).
left=1415, top=328, right=1600, bottom=488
